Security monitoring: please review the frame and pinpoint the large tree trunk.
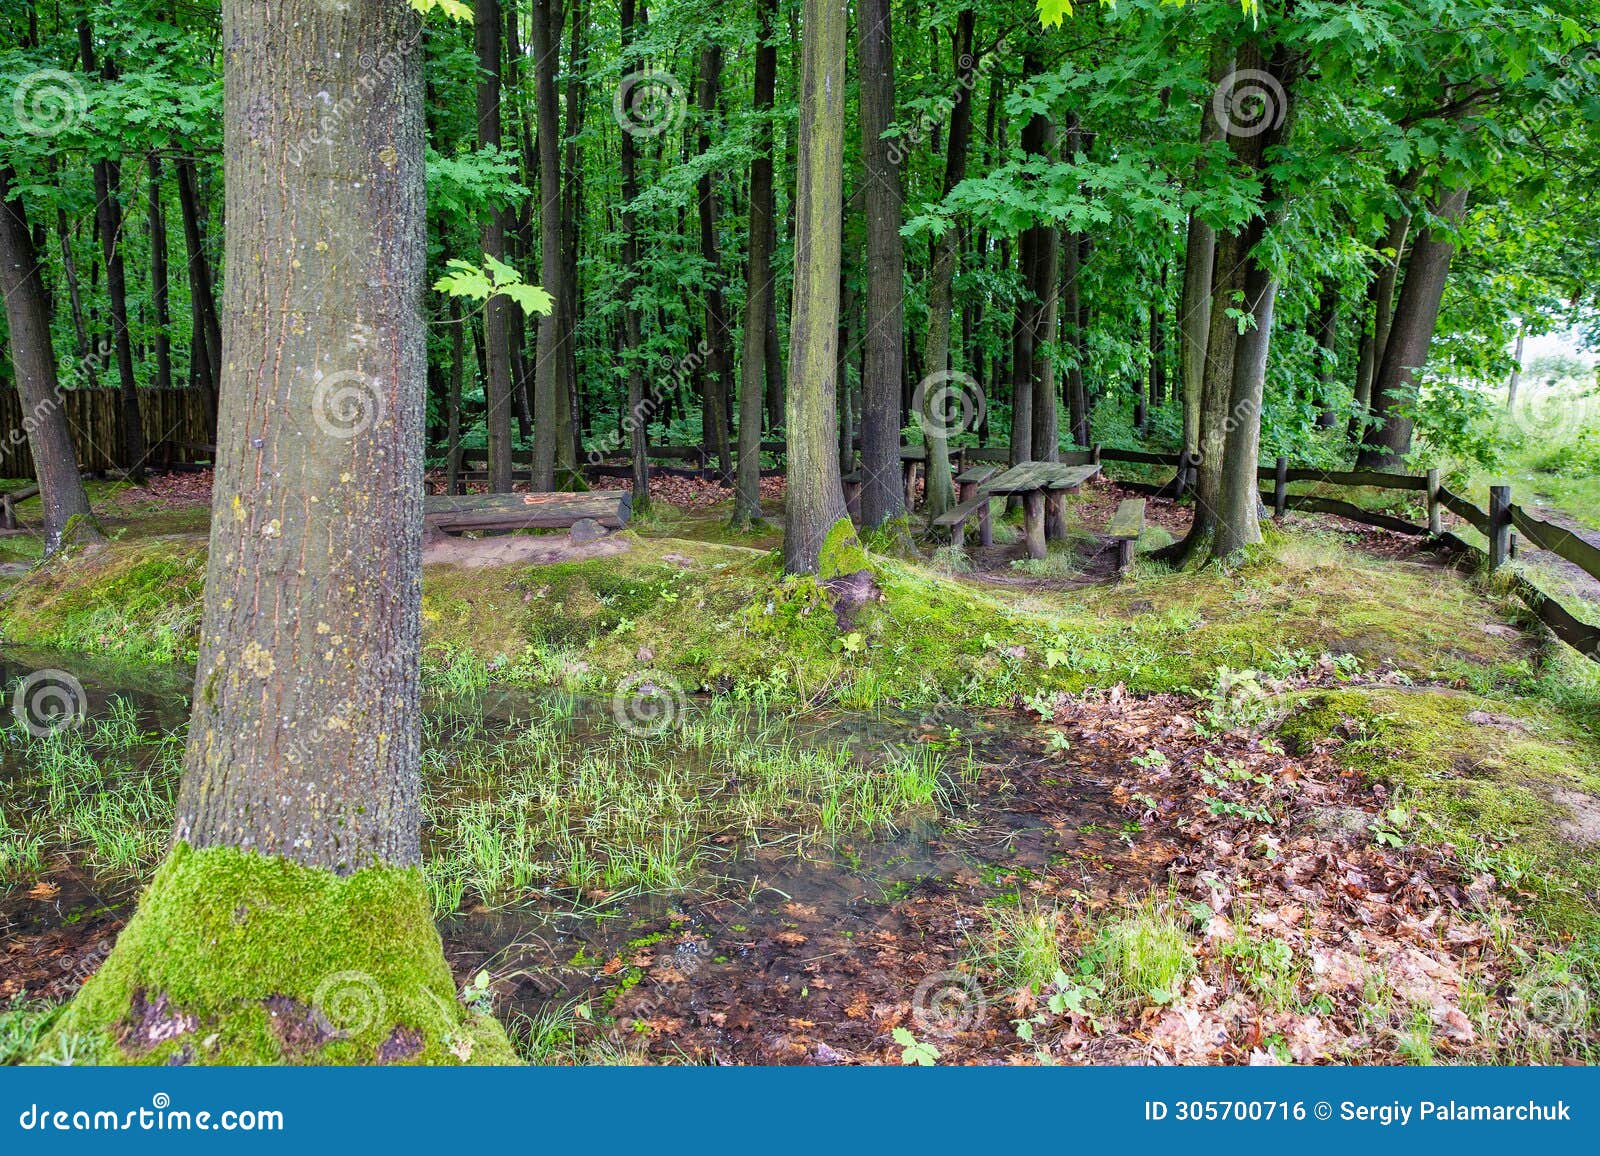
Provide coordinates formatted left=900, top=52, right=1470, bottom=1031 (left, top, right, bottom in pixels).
left=856, top=0, right=906, bottom=526
left=695, top=45, right=733, bottom=480
left=1178, top=41, right=1293, bottom=564
left=0, top=166, right=102, bottom=553
left=46, top=0, right=511, bottom=1067
left=79, top=20, right=147, bottom=480
left=530, top=0, right=570, bottom=489
left=1177, top=42, right=1231, bottom=461
left=1357, top=184, right=1470, bottom=470
left=476, top=0, right=515, bottom=492
left=918, top=9, right=976, bottom=519
left=783, top=0, right=860, bottom=578
left=732, top=0, right=778, bottom=527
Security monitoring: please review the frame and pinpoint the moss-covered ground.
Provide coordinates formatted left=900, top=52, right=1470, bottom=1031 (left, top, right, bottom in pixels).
left=36, top=844, right=516, bottom=1065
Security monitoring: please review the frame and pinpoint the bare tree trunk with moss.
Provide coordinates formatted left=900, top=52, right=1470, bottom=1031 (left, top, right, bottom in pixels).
left=531, top=0, right=569, bottom=490
left=732, top=0, right=778, bottom=528
left=783, top=0, right=863, bottom=578
left=78, top=20, right=147, bottom=481
left=1357, top=183, right=1470, bottom=470
left=1176, top=40, right=1292, bottom=565
left=46, top=0, right=511, bottom=1067
left=1350, top=189, right=1413, bottom=445
left=1177, top=42, right=1231, bottom=462
left=695, top=45, right=734, bottom=481
left=477, top=0, right=515, bottom=492
left=0, top=166, right=102, bottom=554
left=856, top=0, right=906, bottom=527
left=919, top=8, right=975, bottom=519
left=146, top=154, right=173, bottom=392
left=619, top=0, right=652, bottom=511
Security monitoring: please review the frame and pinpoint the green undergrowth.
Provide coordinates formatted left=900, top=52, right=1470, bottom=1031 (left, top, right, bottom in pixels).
left=0, top=525, right=1558, bottom=709
left=0, top=536, right=206, bottom=664
left=35, top=843, right=517, bottom=1066
left=1277, top=686, right=1600, bottom=945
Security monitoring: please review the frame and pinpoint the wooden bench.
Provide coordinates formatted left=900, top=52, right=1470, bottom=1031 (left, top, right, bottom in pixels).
left=1106, top=498, right=1145, bottom=574
left=955, top=463, right=998, bottom=504
left=932, top=493, right=992, bottom=549
left=423, top=491, right=631, bottom=537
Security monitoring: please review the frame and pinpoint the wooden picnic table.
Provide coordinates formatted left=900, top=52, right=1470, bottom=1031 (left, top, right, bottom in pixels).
left=981, top=461, right=1101, bottom=560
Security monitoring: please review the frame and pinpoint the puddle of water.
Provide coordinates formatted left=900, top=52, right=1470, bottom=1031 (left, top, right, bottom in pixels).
left=0, top=648, right=1158, bottom=1045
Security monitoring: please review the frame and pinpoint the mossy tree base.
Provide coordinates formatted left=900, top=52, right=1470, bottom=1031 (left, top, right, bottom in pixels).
left=38, top=844, right=516, bottom=1065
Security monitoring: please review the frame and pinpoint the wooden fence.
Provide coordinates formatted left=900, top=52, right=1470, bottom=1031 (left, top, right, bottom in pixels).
left=1098, top=445, right=1600, bottom=666
left=0, top=388, right=213, bottom=478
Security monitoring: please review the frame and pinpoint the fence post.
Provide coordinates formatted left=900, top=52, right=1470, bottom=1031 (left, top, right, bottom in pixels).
left=1489, top=484, right=1512, bottom=571
left=1273, top=456, right=1288, bottom=519
left=1091, top=443, right=1103, bottom=467
left=1426, top=468, right=1441, bottom=536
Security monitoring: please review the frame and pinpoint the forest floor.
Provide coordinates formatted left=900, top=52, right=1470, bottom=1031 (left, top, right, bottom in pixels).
left=1, top=467, right=1598, bottom=1065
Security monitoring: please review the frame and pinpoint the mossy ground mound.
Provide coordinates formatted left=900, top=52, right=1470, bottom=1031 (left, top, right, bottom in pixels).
left=0, top=522, right=1549, bottom=706
left=1279, top=685, right=1600, bottom=943
left=37, top=844, right=516, bottom=1065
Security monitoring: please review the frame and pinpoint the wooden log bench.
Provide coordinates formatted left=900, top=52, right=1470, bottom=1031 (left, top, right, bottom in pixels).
left=932, top=492, right=992, bottom=550
left=423, top=491, right=631, bottom=538
left=1106, top=498, right=1145, bottom=574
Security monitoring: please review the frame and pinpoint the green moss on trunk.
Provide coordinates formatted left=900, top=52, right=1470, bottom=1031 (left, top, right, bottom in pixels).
left=38, top=844, right=515, bottom=1065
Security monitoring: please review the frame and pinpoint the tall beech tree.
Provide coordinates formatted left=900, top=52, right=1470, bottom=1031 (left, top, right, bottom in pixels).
left=1358, top=183, right=1472, bottom=469
left=47, top=0, right=510, bottom=1065
left=731, top=0, right=779, bottom=529
left=856, top=0, right=906, bottom=527
left=783, top=0, right=864, bottom=579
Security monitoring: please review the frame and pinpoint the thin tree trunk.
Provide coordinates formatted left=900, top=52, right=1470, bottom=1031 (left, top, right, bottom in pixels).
left=1312, top=278, right=1339, bottom=428
left=0, top=166, right=101, bottom=553
left=695, top=45, right=733, bottom=480
left=1350, top=195, right=1413, bottom=444
left=54, top=207, right=97, bottom=388
left=1358, top=184, right=1471, bottom=470
left=918, top=9, right=976, bottom=519
left=857, top=0, right=906, bottom=526
left=476, top=0, right=515, bottom=491
left=447, top=297, right=465, bottom=495
left=80, top=25, right=148, bottom=480
left=176, top=154, right=222, bottom=430
left=146, top=154, right=173, bottom=392
left=732, top=0, right=778, bottom=527
left=783, top=0, right=859, bottom=577
left=1506, top=327, right=1524, bottom=408
left=530, top=0, right=569, bottom=489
